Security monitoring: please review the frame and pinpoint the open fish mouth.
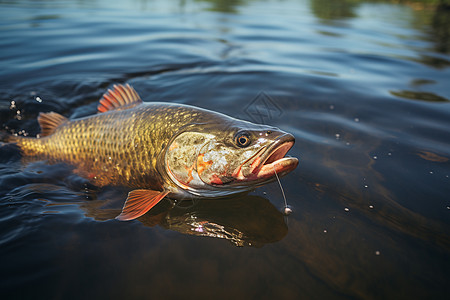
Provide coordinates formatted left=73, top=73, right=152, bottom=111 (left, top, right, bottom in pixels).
left=233, top=134, right=298, bottom=182
left=254, top=139, right=297, bottom=178
left=252, top=134, right=298, bottom=179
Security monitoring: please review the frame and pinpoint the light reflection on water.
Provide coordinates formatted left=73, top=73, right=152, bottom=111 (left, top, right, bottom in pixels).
left=0, top=0, right=449, bottom=299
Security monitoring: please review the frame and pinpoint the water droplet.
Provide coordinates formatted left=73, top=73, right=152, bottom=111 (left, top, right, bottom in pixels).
left=344, top=207, right=349, bottom=212
left=15, top=110, right=22, bottom=120
left=429, top=171, right=433, bottom=174
left=263, top=191, right=267, bottom=195
left=354, top=118, right=359, bottom=122
left=10, top=100, right=16, bottom=109
left=364, top=185, right=369, bottom=188
left=388, top=152, right=392, bottom=156
left=375, top=251, right=380, bottom=256
left=323, top=229, right=327, bottom=233
left=369, top=205, right=374, bottom=209
left=335, top=133, right=340, bottom=139
left=35, top=96, right=42, bottom=103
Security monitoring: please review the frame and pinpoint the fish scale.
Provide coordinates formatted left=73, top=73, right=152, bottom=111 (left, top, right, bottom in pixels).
left=16, top=104, right=206, bottom=190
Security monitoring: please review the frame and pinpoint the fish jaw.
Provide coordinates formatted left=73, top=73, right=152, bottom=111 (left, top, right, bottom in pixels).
left=232, top=134, right=298, bottom=183
left=253, top=152, right=298, bottom=179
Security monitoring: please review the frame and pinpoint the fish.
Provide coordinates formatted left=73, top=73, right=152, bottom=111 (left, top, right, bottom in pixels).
left=2, top=84, right=298, bottom=221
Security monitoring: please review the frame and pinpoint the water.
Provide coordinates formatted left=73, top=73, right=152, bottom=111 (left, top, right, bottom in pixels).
left=1, top=0, right=449, bottom=299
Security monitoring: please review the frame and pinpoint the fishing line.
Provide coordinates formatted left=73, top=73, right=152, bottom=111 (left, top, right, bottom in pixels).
left=174, top=195, right=198, bottom=209
left=273, top=165, right=292, bottom=215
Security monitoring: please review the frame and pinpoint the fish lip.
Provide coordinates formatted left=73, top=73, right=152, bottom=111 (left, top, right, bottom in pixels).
left=252, top=133, right=297, bottom=174
left=233, top=133, right=298, bottom=182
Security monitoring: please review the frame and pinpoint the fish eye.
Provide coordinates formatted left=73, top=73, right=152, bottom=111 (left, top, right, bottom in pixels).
left=234, top=131, right=251, bottom=148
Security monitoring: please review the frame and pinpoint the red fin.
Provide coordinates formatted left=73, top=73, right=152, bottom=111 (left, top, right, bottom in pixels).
left=97, top=83, right=142, bottom=113
left=37, top=112, right=68, bottom=137
left=115, top=189, right=169, bottom=221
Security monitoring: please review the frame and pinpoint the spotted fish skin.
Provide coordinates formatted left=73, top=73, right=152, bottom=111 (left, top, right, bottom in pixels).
left=17, top=103, right=212, bottom=190
left=7, top=84, right=298, bottom=220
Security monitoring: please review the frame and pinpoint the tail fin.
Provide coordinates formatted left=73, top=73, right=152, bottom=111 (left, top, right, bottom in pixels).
left=0, top=131, right=11, bottom=143
left=0, top=131, right=19, bottom=144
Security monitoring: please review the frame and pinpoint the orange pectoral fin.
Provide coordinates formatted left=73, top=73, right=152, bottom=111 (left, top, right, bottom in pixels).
left=115, top=189, right=169, bottom=221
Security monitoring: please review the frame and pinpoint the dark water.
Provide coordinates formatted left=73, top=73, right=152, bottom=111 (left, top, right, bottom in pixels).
left=1, top=0, right=450, bottom=299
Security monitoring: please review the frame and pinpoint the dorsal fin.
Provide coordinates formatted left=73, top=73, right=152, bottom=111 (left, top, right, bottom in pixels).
left=97, top=83, right=142, bottom=113
left=37, top=112, right=68, bottom=137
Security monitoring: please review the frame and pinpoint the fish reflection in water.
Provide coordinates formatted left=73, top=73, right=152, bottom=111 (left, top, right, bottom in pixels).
left=81, top=193, right=288, bottom=247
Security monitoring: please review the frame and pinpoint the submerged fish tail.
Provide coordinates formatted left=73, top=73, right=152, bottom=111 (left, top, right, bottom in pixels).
left=1, top=131, right=45, bottom=157
left=14, top=135, right=47, bottom=157
left=0, top=131, right=11, bottom=143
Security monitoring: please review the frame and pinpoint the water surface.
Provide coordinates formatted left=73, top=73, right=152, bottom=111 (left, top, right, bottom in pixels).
left=1, top=0, right=449, bottom=299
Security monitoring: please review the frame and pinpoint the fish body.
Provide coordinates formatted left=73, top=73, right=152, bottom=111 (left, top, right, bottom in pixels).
left=5, top=84, right=298, bottom=220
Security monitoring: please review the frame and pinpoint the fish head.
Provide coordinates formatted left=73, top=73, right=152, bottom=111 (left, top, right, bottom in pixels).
left=196, top=123, right=298, bottom=188
left=164, top=120, right=298, bottom=196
